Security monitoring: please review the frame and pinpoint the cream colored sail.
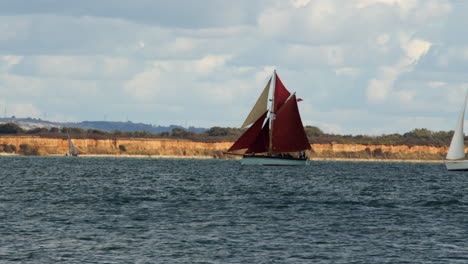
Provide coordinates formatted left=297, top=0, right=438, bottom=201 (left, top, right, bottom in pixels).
left=446, top=92, right=468, bottom=160
left=68, top=134, right=78, bottom=155
left=241, top=78, right=271, bottom=128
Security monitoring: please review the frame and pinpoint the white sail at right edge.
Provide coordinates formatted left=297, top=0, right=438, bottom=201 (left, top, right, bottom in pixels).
left=446, top=92, right=468, bottom=160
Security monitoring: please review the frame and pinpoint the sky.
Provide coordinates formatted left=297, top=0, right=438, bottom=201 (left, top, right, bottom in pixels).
left=0, top=0, right=467, bottom=135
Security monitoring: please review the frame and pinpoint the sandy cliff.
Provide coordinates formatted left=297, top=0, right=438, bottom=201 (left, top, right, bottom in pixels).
left=0, top=136, right=450, bottom=160
left=0, top=136, right=232, bottom=158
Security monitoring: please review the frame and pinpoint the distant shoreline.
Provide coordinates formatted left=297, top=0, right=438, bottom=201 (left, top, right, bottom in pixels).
left=0, top=152, right=444, bottom=163
left=309, top=157, right=443, bottom=163
left=0, top=136, right=448, bottom=162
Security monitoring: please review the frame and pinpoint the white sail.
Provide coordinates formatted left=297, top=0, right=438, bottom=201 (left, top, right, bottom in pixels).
left=68, top=134, right=78, bottom=155
left=446, top=92, right=468, bottom=160
left=241, top=78, right=271, bottom=128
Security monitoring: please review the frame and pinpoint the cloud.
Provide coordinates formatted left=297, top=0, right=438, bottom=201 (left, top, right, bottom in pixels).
left=12, top=103, right=42, bottom=118
left=376, top=34, right=390, bottom=46
left=123, top=66, right=162, bottom=101
left=194, top=55, right=231, bottom=75
left=0, top=0, right=463, bottom=133
left=122, top=56, right=259, bottom=107
left=335, top=67, right=361, bottom=78
left=367, top=35, right=431, bottom=103
left=357, top=0, right=419, bottom=17
left=0, top=73, right=45, bottom=96
left=0, top=99, right=42, bottom=118
left=0, top=55, right=23, bottom=72
left=11, top=55, right=134, bottom=80
left=0, top=0, right=265, bottom=28
left=292, top=0, right=311, bottom=8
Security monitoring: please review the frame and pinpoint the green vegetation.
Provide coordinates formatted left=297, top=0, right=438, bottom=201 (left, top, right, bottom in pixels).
left=0, top=122, right=457, bottom=147
left=118, top=145, right=127, bottom=152
left=304, top=126, right=454, bottom=147
left=0, top=144, right=16, bottom=153
left=19, top=144, right=39, bottom=155
left=0, top=123, right=24, bottom=134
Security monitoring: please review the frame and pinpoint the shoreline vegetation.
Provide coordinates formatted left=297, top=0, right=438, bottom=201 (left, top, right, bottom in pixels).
left=0, top=122, right=457, bottom=161
left=0, top=152, right=444, bottom=163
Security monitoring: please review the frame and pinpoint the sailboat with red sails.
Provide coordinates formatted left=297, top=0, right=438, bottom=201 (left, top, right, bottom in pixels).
left=227, top=70, right=311, bottom=165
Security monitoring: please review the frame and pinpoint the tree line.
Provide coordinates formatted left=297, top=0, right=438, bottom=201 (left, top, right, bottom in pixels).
left=0, top=123, right=456, bottom=147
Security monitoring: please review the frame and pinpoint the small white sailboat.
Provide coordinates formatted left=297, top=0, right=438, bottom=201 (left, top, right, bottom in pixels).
left=66, top=133, right=79, bottom=157
left=445, top=92, right=468, bottom=170
left=226, top=70, right=311, bottom=166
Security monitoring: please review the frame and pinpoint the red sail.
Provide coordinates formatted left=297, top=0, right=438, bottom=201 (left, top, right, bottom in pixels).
left=272, top=94, right=311, bottom=152
left=274, top=73, right=291, bottom=112
left=228, top=112, right=268, bottom=152
left=246, top=119, right=270, bottom=153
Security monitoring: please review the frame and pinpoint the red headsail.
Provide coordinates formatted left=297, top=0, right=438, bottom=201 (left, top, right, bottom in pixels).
left=228, top=112, right=268, bottom=152
left=272, top=94, right=311, bottom=152
left=274, top=73, right=291, bottom=112
left=246, top=119, right=270, bottom=153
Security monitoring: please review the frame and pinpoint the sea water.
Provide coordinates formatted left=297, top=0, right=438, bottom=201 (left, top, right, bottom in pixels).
left=0, top=156, right=467, bottom=263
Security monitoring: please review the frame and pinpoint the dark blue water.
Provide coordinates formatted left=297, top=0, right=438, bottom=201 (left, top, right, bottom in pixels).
left=0, top=157, right=467, bottom=263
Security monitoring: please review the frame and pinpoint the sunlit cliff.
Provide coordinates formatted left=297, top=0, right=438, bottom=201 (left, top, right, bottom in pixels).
left=0, top=136, right=450, bottom=161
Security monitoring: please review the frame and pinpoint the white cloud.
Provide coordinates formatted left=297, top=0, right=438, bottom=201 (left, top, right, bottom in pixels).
left=255, top=66, right=276, bottom=84
left=24, top=56, right=132, bottom=79
left=193, top=55, right=231, bottom=75
left=123, top=66, right=161, bottom=101
left=357, top=0, right=419, bottom=18
left=335, top=67, right=361, bottom=78
left=428, top=81, right=446, bottom=88
left=0, top=99, right=41, bottom=119
left=122, top=56, right=251, bottom=105
left=102, top=57, right=130, bottom=77
left=292, top=0, right=311, bottom=8
left=0, top=74, right=44, bottom=96
left=447, top=84, right=468, bottom=107
left=166, top=38, right=196, bottom=53
left=412, top=0, right=452, bottom=22
left=11, top=103, right=42, bottom=118
left=0, top=55, right=23, bottom=72
left=376, top=34, right=390, bottom=46
left=198, top=79, right=252, bottom=104
left=35, top=56, right=96, bottom=78
left=402, top=37, right=432, bottom=63
left=0, top=0, right=462, bottom=133
left=367, top=36, right=431, bottom=103
left=395, top=90, right=414, bottom=103
left=257, top=8, right=291, bottom=38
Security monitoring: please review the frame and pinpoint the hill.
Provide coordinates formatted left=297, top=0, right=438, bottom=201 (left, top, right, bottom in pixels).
left=0, top=117, right=206, bottom=134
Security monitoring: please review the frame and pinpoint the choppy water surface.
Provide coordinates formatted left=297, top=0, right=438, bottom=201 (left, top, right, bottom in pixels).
left=0, top=157, right=467, bottom=263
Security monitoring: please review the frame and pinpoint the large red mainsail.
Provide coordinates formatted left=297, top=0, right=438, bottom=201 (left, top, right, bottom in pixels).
left=274, top=73, right=291, bottom=112
left=271, top=94, right=311, bottom=152
left=228, top=112, right=268, bottom=152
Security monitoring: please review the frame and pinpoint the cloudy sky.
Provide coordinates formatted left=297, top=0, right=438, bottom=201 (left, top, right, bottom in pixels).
left=0, top=0, right=467, bottom=134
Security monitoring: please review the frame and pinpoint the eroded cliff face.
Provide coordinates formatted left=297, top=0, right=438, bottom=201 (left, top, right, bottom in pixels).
left=0, top=136, right=232, bottom=157
left=310, top=143, right=447, bottom=155
left=308, top=143, right=448, bottom=160
left=0, top=136, right=450, bottom=159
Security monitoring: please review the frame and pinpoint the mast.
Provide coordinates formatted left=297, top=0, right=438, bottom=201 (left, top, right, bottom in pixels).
left=269, top=70, right=276, bottom=153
